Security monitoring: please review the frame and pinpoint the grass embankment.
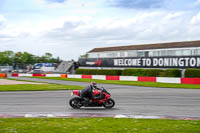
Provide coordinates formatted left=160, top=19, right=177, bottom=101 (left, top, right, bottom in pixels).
left=0, top=118, right=199, bottom=133
left=0, top=84, right=83, bottom=91
left=28, top=77, right=200, bottom=89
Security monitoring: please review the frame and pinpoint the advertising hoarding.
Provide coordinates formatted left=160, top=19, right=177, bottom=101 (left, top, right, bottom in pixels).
left=79, top=56, right=200, bottom=68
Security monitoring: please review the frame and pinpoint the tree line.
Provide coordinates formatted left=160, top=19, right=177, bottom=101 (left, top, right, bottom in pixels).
left=0, top=51, right=62, bottom=68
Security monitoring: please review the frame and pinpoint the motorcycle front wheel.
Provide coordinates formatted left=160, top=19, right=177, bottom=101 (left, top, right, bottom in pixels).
left=103, top=98, right=115, bottom=109
left=69, top=97, right=82, bottom=109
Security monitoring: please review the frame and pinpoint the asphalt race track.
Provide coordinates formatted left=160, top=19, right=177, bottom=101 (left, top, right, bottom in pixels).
left=0, top=77, right=200, bottom=117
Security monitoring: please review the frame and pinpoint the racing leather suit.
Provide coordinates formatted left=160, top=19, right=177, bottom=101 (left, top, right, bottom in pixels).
left=80, top=85, right=94, bottom=102
left=80, top=85, right=104, bottom=101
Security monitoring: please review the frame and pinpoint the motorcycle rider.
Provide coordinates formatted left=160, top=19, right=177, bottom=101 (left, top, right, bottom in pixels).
left=80, top=81, right=103, bottom=103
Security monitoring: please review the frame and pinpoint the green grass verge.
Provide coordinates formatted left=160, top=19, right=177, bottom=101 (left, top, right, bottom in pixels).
left=0, top=118, right=199, bottom=133
left=28, top=77, right=200, bottom=89
left=0, top=84, right=83, bottom=91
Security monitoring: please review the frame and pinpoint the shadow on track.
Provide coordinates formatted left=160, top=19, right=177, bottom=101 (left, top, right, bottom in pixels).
left=68, top=107, right=119, bottom=111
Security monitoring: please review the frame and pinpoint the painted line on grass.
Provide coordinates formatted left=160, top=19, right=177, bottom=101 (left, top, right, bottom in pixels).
left=1, top=113, right=200, bottom=120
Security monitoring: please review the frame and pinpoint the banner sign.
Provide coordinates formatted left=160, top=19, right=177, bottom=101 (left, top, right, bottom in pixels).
left=78, top=56, right=200, bottom=68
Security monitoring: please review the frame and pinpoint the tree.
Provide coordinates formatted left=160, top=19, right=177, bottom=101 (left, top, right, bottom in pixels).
left=0, top=50, right=63, bottom=69
left=22, top=52, right=35, bottom=64
left=0, top=51, right=14, bottom=65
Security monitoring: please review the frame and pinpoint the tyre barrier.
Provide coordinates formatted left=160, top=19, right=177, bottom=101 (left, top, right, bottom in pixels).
left=0, top=73, right=7, bottom=78
left=11, top=73, right=200, bottom=85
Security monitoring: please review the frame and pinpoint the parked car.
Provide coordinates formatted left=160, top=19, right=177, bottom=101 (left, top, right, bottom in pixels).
left=18, top=69, right=27, bottom=73
left=28, top=69, right=45, bottom=74
left=12, top=69, right=27, bottom=73
left=0, top=68, right=12, bottom=73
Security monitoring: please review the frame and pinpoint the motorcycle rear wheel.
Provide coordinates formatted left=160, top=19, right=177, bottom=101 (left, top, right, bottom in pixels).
left=69, top=97, right=82, bottom=109
left=103, top=98, right=115, bottom=109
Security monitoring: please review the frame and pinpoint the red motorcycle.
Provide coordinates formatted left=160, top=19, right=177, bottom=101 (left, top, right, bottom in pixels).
left=69, top=87, right=115, bottom=109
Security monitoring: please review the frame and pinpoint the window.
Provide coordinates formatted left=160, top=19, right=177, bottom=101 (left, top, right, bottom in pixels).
left=88, top=53, right=98, bottom=58
left=153, top=51, right=160, bottom=56
left=137, top=51, right=145, bottom=57
left=99, top=52, right=107, bottom=58
left=119, top=51, right=126, bottom=57
left=106, top=52, right=118, bottom=58
left=149, top=51, right=153, bottom=57
left=88, top=48, right=199, bottom=58
left=127, top=51, right=137, bottom=57
left=196, top=49, right=200, bottom=55
left=167, top=50, right=176, bottom=56
left=144, top=51, right=149, bottom=57
left=191, top=49, right=196, bottom=55
left=182, top=50, right=191, bottom=56
left=161, top=50, right=167, bottom=56
left=175, top=50, right=182, bottom=56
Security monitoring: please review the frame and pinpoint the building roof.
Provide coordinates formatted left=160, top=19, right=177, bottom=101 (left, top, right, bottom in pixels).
left=88, top=40, right=200, bottom=53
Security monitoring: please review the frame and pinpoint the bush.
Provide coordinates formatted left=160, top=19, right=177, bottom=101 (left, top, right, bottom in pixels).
left=75, top=69, right=122, bottom=76
left=146, top=69, right=165, bottom=77
left=122, top=69, right=144, bottom=76
left=184, top=68, right=200, bottom=78
left=122, top=69, right=164, bottom=77
left=76, top=68, right=182, bottom=77
left=165, top=69, right=181, bottom=77
left=122, top=68, right=181, bottom=77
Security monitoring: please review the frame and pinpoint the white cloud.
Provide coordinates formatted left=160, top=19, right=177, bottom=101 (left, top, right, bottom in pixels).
left=0, top=15, right=6, bottom=29
left=191, top=12, right=200, bottom=25
left=1, top=10, right=200, bottom=60
left=163, top=12, right=183, bottom=21
left=34, top=0, right=67, bottom=9
left=39, top=11, right=200, bottom=53
left=0, top=15, right=13, bottom=41
left=196, top=0, right=200, bottom=4
left=1, top=0, right=200, bottom=60
left=0, top=15, right=6, bottom=22
left=42, top=11, right=190, bottom=45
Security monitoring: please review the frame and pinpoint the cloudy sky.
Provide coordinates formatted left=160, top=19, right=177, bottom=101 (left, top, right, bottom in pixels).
left=1, top=0, right=200, bottom=60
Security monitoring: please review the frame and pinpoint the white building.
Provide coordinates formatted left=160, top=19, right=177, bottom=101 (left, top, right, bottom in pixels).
left=79, top=40, right=200, bottom=69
